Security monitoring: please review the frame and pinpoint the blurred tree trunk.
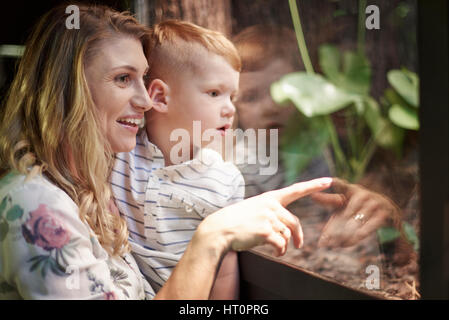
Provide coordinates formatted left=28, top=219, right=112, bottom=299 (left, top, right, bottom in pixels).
left=135, top=0, right=415, bottom=99
left=143, top=0, right=232, bottom=36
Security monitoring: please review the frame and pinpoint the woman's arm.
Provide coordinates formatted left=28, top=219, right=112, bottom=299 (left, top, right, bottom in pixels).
left=154, top=177, right=333, bottom=299
left=154, top=219, right=228, bottom=299
left=209, top=251, right=239, bottom=300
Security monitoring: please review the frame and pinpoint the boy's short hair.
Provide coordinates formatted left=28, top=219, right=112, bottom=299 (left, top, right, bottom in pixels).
left=147, top=20, right=241, bottom=83
left=232, top=25, right=303, bottom=72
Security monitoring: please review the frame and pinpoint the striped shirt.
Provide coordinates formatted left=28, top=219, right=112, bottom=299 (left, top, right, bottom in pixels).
left=110, top=130, right=245, bottom=292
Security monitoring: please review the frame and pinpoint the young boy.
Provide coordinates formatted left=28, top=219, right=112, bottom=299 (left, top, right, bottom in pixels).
left=110, top=20, right=244, bottom=299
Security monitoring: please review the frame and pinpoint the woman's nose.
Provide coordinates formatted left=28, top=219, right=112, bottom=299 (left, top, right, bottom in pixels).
left=132, top=83, right=152, bottom=112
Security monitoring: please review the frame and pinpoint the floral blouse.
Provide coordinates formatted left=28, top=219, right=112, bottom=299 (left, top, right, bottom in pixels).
left=0, top=171, right=155, bottom=299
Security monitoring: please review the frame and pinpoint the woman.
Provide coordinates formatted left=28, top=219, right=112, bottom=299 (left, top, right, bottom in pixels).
left=0, top=4, right=332, bottom=299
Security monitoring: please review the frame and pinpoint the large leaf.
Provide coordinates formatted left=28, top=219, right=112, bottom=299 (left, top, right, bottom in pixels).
left=388, top=104, right=419, bottom=130
left=271, top=72, right=357, bottom=117
left=363, top=97, right=405, bottom=150
left=318, top=44, right=371, bottom=96
left=319, top=44, right=341, bottom=82
left=341, top=50, right=371, bottom=96
left=387, top=69, right=419, bottom=108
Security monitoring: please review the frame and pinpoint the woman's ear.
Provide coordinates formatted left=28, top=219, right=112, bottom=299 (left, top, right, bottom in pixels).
left=147, top=79, right=170, bottom=113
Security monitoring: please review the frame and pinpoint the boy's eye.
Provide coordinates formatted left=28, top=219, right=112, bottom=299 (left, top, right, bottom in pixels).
left=115, top=74, right=131, bottom=85
left=208, top=90, right=219, bottom=97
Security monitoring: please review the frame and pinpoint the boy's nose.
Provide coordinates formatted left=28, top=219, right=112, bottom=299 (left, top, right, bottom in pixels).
left=221, top=100, right=236, bottom=118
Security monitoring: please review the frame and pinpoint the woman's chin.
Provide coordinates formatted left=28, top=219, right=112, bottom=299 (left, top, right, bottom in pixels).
left=110, top=139, right=136, bottom=153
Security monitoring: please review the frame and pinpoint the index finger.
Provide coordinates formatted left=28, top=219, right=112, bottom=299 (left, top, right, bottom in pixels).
left=269, top=177, right=333, bottom=207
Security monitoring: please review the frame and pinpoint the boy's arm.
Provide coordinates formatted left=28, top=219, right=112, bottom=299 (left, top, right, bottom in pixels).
left=209, top=250, right=239, bottom=300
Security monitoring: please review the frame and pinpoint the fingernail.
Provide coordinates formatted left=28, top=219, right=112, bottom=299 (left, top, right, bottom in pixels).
left=320, top=177, right=333, bottom=186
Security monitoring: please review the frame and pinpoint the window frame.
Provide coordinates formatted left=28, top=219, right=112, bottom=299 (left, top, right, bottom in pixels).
left=238, top=0, right=449, bottom=300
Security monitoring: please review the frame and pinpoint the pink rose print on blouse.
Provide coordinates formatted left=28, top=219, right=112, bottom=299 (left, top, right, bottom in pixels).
left=22, top=204, right=71, bottom=251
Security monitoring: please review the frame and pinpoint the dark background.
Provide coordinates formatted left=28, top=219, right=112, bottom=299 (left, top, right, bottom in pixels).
left=0, top=0, right=417, bottom=100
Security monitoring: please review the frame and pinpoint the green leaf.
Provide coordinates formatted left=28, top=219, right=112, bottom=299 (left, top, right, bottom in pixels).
left=280, top=115, right=330, bottom=184
left=377, top=226, right=401, bottom=244
left=363, top=97, right=405, bottom=150
left=377, top=120, right=405, bottom=152
left=319, top=44, right=341, bottom=81
left=318, top=44, right=371, bottom=96
left=0, top=197, right=7, bottom=218
left=388, top=104, right=419, bottom=130
left=49, top=257, right=66, bottom=276
left=29, top=255, right=48, bottom=273
left=6, top=205, right=24, bottom=221
left=271, top=72, right=357, bottom=117
left=377, top=223, right=420, bottom=252
left=270, top=81, right=292, bottom=107
left=384, top=88, right=410, bottom=107
left=387, top=69, right=419, bottom=108
left=341, top=50, right=371, bottom=96
left=28, top=255, right=48, bottom=263
left=403, top=222, right=419, bottom=252
left=363, top=97, right=382, bottom=134
left=0, top=220, right=9, bottom=242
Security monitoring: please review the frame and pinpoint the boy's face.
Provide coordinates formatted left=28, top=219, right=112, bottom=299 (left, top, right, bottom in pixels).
left=235, top=58, right=296, bottom=133
left=165, top=53, right=239, bottom=148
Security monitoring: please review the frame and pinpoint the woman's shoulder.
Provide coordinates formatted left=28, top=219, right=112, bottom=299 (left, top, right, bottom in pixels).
left=0, top=171, right=78, bottom=215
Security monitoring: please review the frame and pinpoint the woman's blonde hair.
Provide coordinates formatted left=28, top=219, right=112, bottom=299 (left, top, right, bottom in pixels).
left=0, top=4, right=151, bottom=256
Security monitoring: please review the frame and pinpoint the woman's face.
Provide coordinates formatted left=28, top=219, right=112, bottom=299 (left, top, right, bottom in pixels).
left=85, top=37, right=152, bottom=153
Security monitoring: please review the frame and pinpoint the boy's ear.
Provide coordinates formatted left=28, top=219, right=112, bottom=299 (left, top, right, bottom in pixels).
left=148, top=79, right=170, bottom=113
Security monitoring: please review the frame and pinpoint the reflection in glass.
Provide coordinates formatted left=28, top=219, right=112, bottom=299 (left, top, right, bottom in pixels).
left=232, top=0, right=419, bottom=300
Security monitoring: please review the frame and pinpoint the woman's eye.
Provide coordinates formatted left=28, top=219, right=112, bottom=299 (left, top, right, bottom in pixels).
left=115, top=74, right=131, bottom=85
left=143, top=74, right=150, bottom=86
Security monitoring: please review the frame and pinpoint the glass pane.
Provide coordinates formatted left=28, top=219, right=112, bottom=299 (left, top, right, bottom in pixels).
left=232, top=0, right=420, bottom=300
